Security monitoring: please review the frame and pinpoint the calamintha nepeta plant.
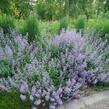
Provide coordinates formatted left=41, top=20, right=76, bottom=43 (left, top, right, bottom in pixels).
left=0, top=28, right=109, bottom=109
left=20, top=30, right=109, bottom=109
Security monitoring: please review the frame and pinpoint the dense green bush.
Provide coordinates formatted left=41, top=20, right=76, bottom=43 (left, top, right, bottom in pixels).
left=97, top=21, right=109, bottom=39
left=94, top=20, right=109, bottom=33
left=48, top=21, right=60, bottom=35
left=87, top=19, right=109, bottom=41
left=75, top=15, right=86, bottom=32
left=0, top=14, right=15, bottom=33
left=59, top=17, right=68, bottom=32
left=20, top=15, right=40, bottom=43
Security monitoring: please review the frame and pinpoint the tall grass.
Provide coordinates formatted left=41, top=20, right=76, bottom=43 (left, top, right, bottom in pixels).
left=20, top=15, right=40, bottom=43
left=0, top=14, right=15, bottom=33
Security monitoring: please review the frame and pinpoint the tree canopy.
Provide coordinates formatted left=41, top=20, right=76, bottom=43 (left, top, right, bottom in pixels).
left=0, top=0, right=109, bottom=20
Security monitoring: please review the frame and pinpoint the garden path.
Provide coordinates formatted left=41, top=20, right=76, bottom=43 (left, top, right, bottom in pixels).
left=84, top=98, right=109, bottom=109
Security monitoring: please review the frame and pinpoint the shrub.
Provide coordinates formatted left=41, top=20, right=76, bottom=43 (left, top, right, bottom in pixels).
left=20, top=15, right=40, bottom=43
left=96, top=20, right=109, bottom=40
left=75, top=15, right=86, bottom=32
left=0, top=28, right=109, bottom=109
left=87, top=19, right=109, bottom=41
left=0, top=14, right=15, bottom=33
left=59, top=17, right=68, bottom=32
left=0, top=29, right=43, bottom=88
left=19, top=30, right=109, bottom=109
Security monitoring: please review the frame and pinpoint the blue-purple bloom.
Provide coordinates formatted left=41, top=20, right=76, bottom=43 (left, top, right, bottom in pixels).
left=34, top=99, right=41, bottom=106
left=1, top=29, right=109, bottom=109
left=20, top=82, right=28, bottom=94
left=20, top=94, right=26, bottom=101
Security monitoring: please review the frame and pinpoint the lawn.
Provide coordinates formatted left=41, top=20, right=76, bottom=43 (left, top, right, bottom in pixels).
left=0, top=90, right=31, bottom=109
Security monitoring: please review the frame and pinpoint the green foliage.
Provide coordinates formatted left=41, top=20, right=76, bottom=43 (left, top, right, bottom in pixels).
left=20, top=15, right=40, bottom=42
left=59, top=17, right=68, bottom=32
left=0, top=59, right=13, bottom=78
left=15, top=19, right=25, bottom=34
left=49, top=46, right=60, bottom=59
left=101, top=51, right=109, bottom=59
left=0, top=0, right=109, bottom=21
left=0, top=90, right=32, bottom=109
left=0, top=14, right=15, bottom=33
left=0, top=0, right=32, bottom=19
left=75, top=15, right=86, bottom=32
left=48, top=21, right=60, bottom=35
left=93, top=82, right=109, bottom=91
left=87, top=19, right=109, bottom=41
left=12, top=0, right=32, bottom=19
left=47, top=66, right=61, bottom=87
left=94, top=20, right=109, bottom=34
left=40, top=21, right=60, bottom=37
left=0, top=0, right=10, bottom=14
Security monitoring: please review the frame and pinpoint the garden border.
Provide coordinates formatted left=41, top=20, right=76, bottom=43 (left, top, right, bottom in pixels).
left=58, top=90, right=109, bottom=109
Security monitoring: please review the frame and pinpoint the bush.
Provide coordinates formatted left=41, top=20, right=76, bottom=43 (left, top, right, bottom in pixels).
left=20, top=15, right=40, bottom=43
left=59, top=17, right=68, bottom=32
left=95, top=20, right=109, bottom=40
left=94, top=20, right=109, bottom=33
left=0, top=14, right=15, bottom=33
left=87, top=18, right=109, bottom=41
left=75, top=15, right=86, bottom=32
left=0, top=29, right=43, bottom=88
left=19, top=30, right=109, bottom=109
left=1, top=28, right=109, bottom=109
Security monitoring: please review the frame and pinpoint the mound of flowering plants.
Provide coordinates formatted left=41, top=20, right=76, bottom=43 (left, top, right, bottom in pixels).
left=20, top=30, right=109, bottom=109
left=0, top=28, right=109, bottom=109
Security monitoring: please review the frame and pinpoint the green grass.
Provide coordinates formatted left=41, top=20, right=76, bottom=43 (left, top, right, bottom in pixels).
left=0, top=90, right=31, bottom=109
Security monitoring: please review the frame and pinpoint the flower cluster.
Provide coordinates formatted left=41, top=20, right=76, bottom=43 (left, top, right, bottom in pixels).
left=19, top=30, right=109, bottom=109
left=0, top=28, right=45, bottom=88
left=0, top=28, right=109, bottom=109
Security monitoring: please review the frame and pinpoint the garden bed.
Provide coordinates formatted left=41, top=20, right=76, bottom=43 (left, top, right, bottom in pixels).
left=0, top=85, right=109, bottom=109
left=1, top=29, right=109, bottom=109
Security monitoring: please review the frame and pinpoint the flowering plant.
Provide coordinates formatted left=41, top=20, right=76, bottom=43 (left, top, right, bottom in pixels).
left=0, top=28, right=109, bottom=109
left=19, top=30, right=109, bottom=109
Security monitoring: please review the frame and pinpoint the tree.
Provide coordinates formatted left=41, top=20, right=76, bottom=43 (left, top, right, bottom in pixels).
left=0, top=0, right=33, bottom=19
left=0, top=0, right=10, bottom=15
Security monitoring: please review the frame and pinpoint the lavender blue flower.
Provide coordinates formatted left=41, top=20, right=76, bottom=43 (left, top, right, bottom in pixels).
left=1, top=29, right=109, bottom=109
left=34, top=99, right=41, bottom=106
left=20, top=94, right=26, bottom=101
left=31, top=86, right=36, bottom=96
left=20, top=82, right=28, bottom=94
left=49, top=105, right=56, bottom=109
left=30, top=95, right=34, bottom=101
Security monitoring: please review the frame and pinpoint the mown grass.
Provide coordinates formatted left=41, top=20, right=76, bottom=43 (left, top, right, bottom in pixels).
left=0, top=90, right=31, bottom=109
